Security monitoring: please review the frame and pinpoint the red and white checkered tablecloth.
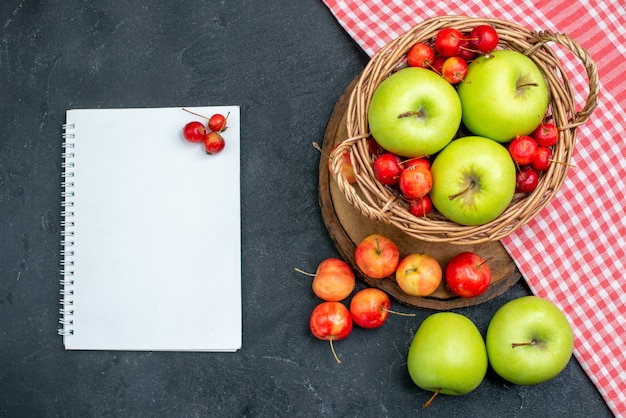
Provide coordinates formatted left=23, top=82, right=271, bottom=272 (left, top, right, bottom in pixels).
left=323, top=1, right=626, bottom=416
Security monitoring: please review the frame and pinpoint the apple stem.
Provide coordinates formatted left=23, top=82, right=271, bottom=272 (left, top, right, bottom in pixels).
left=423, top=389, right=440, bottom=408
left=182, top=108, right=210, bottom=120
left=294, top=267, right=315, bottom=277
left=448, top=181, right=475, bottom=201
left=517, top=82, right=539, bottom=89
left=382, top=308, right=416, bottom=317
left=511, top=340, right=537, bottom=348
left=329, top=337, right=341, bottom=364
left=397, top=110, right=423, bottom=119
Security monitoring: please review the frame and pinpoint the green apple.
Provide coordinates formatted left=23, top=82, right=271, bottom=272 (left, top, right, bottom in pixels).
left=407, top=312, right=487, bottom=398
left=430, top=136, right=516, bottom=225
left=486, top=296, right=574, bottom=385
left=457, top=49, right=549, bottom=142
left=368, top=67, right=462, bottom=157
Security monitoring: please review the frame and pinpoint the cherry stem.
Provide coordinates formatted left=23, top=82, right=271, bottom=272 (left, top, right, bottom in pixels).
left=448, top=181, right=475, bottom=201
left=294, top=267, right=315, bottom=277
left=382, top=308, right=416, bottom=317
left=512, top=340, right=536, bottom=348
left=311, top=141, right=333, bottom=160
left=182, top=108, right=210, bottom=120
left=329, top=337, right=341, bottom=364
left=423, top=389, right=440, bottom=408
left=549, top=159, right=576, bottom=168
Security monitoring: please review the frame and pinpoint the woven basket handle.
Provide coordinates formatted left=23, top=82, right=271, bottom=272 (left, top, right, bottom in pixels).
left=530, top=30, right=599, bottom=128
left=329, top=134, right=398, bottom=225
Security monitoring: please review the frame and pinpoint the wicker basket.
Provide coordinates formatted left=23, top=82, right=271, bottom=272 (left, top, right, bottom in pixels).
left=330, top=16, right=599, bottom=245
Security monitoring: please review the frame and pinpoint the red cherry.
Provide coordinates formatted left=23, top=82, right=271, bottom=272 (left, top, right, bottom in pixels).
left=203, top=131, right=225, bottom=154
left=531, top=147, right=552, bottom=171
left=441, top=56, right=468, bottom=84
left=533, top=122, right=558, bottom=147
left=408, top=195, right=433, bottom=217
left=368, top=137, right=386, bottom=156
left=435, top=28, right=465, bottom=57
left=208, top=113, right=228, bottom=132
left=349, top=288, right=391, bottom=329
left=457, top=40, right=477, bottom=61
left=310, top=301, right=353, bottom=363
left=399, top=166, right=432, bottom=199
left=430, top=56, right=446, bottom=74
left=407, top=43, right=436, bottom=68
left=509, top=136, right=539, bottom=166
left=468, top=25, right=499, bottom=54
left=515, top=166, right=539, bottom=193
left=373, top=153, right=403, bottom=186
left=183, top=121, right=206, bottom=143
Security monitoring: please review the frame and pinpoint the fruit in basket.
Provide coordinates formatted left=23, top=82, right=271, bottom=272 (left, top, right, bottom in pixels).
left=531, top=146, right=552, bottom=171
left=486, top=296, right=574, bottom=385
left=468, top=25, right=499, bottom=54
left=367, top=67, right=462, bottom=157
left=395, top=253, right=442, bottom=297
left=354, top=234, right=400, bottom=279
left=533, top=122, right=559, bottom=147
left=329, top=145, right=356, bottom=184
left=430, top=136, right=516, bottom=226
left=310, top=301, right=353, bottom=363
left=409, top=195, right=433, bottom=217
left=445, top=251, right=491, bottom=298
left=515, top=166, right=539, bottom=193
left=457, top=49, right=549, bottom=142
left=407, top=312, right=488, bottom=404
left=399, top=165, right=432, bottom=199
left=373, top=153, right=403, bottom=186
left=441, top=56, right=468, bottom=84
left=307, top=258, right=355, bottom=302
left=509, top=135, right=539, bottom=165
left=407, top=42, right=436, bottom=68
left=434, top=27, right=465, bottom=57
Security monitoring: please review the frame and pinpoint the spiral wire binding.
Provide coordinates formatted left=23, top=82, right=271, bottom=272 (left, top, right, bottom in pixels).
left=59, top=123, right=76, bottom=336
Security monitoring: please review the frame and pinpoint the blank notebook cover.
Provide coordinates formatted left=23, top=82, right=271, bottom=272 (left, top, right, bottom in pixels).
left=59, top=106, right=242, bottom=351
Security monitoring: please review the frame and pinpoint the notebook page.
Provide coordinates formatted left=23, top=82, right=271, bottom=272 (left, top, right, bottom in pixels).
left=61, top=106, right=241, bottom=351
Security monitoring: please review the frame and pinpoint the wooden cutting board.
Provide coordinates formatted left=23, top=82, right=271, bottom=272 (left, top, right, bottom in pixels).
left=318, top=77, right=521, bottom=310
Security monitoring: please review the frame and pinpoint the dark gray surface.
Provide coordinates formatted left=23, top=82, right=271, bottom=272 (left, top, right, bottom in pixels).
left=0, top=1, right=613, bottom=417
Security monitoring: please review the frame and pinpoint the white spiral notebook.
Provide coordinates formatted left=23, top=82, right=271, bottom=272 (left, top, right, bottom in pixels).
left=59, top=106, right=242, bottom=351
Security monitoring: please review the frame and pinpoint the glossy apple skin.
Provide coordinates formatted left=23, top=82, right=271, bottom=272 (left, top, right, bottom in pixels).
left=430, top=136, right=516, bottom=226
left=354, top=234, right=400, bottom=279
left=349, top=288, right=391, bottom=329
left=310, top=301, right=353, bottom=341
left=368, top=67, right=462, bottom=157
left=457, top=50, right=549, bottom=142
left=395, top=253, right=442, bottom=297
left=311, top=258, right=355, bottom=302
left=445, top=252, right=491, bottom=298
left=486, top=296, right=574, bottom=385
left=408, top=312, right=488, bottom=396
